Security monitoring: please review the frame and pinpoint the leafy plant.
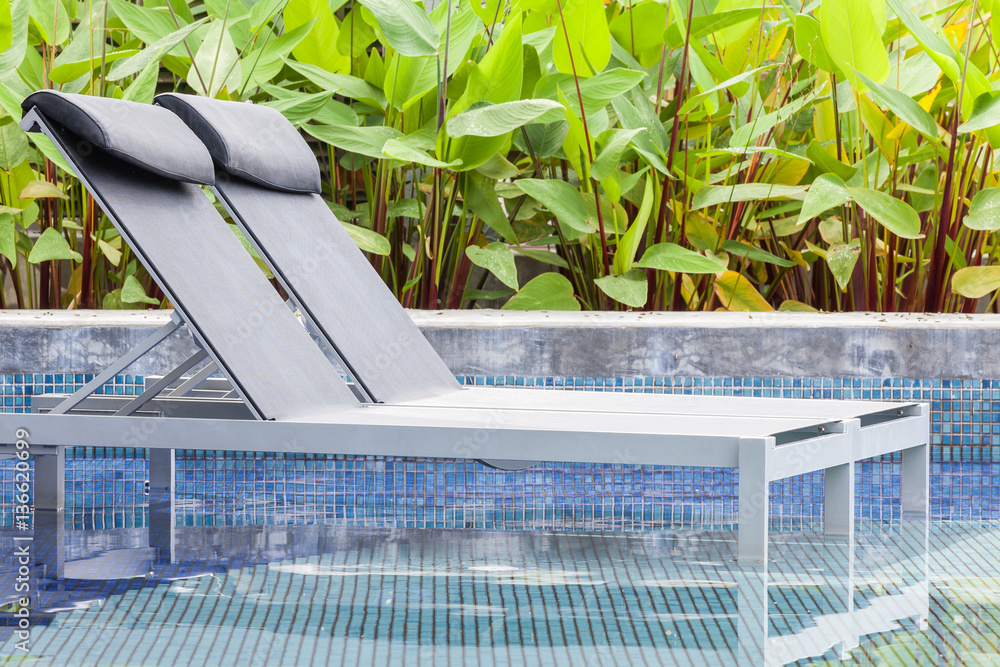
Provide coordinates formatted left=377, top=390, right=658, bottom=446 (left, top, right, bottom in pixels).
left=4, top=0, right=1000, bottom=313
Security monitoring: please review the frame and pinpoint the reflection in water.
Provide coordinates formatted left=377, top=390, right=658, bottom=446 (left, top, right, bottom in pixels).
left=0, top=507, right=958, bottom=665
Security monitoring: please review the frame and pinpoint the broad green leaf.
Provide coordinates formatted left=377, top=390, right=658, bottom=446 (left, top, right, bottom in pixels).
left=503, top=273, right=580, bottom=310
left=462, top=172, right=517, bottom=244
left=958, top=92, right=1000, bottom=133
left=555, top=68, right=645, bottom=114
left=592, top=128, right=645, bottom=181
left=250, top=0, right=287, bottom=29
left=964, top=188, right=1000, bottom=231
left=552, top=0, right=610, bottom=78
left=19, top=179, right=66, bottom=199
left=820, top=0, right=888, bottom=88
left=240, top=19, right=317, bottom=90
left=0, top=212, right=14, bottom=268
left=678, top=65, right=777, bottom=115
left=806, top=140, right=857, bottom=181
left=284, top=0, right=348, bottom=73
left=691, top=184, right=808, bottom=210
left=517, top=121, right=569, bottom=159
left=798, top=173, right=851, bottom=225
left=386, top=198, right=425, bottom=220
left=30, top=0, right=69, bottom=45
left=664, top=7, right=761, bottom=48
left=341, top=221, right=390, bottom=255
left=28, top=134, right=75, bottom=176
left=287, top=60, right=387, bottom=108
left=885, top=0, right=960, bottom=83
left=612, top=175, right=653, bottom=275
left=714, top=271, right=773, bottom=311
left=303, top=124, right=403, bottom=159
left=846, top=187, right=923, bottom=239
left=358, top=0, right=438, bottom=57
left=636, top=243, right=727, bottom=274
left=856, top=71, right=938, bottom=141
left=382, top=137, right=461, bottom=168
left=110, top=0, right=178, bottom=43
left=446, top=100, right=563, bottom=138
left=27, top=227, right=81, bottom=263
left=952, top=266, right=1000, bottom=299
left=108, top=19, right=207, bottom=80
left=0, top=0, right=28, bottom=76
left=97, top=238, right=121, bottom=266
left=794, top=14, right=840, bottom=75
left=778, top=300, right=819, bottom=312
left=121, top=275, right=159, bottom=304
left=609, top=3, right=666, bottom=65
left=188, top=20, right=242, bottom=97
left=826, top=240, right=861, bottom=291
left=0, top=0, right=11, bottom=53
left=595, top=269, right=646, bottom=308
left=466, top=242, right=518, bottom=290
left=516, top=178, right=592, bottom=236
left=721, top=240, right=795, bottom=268
left=121, top=59, right=160, bottom=104
left=49, top=48, right=136, bottom=84
left=514, top=247, right=570, bottom=269
left=0, top=117, right=27, bottom=170
left=102, top=289, right=126, bottom=309
left=336, top=5, right=377, bottom=58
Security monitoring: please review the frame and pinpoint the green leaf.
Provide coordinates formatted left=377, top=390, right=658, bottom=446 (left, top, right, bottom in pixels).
left=382, top=137, right=461, bottom=168
left=121, top=274, right=159, bottom=304
left=466, top=242, right=518, bottom=290
left=0, top=0, right=28, bottom=76
left=963, top=188, right=1000, bottom=231
left=19, top=179, right=66, bottom=199
left=341, top=220, right=390, bottom=255
left=0, top=117, right=27, bottom=170
left=820, top=0, right=888, bottom=88
left=102, top=289, right=126, bottom=309
left=516, top=178, right=592, bottom=236
left=592, top=128, right=645, bottom=182
left=49, top=48, right=137, bottom=84
left=517, top=121, right=569, bottom=159
left=714, top=271, right=773, bottom=311
left=958, top=92, right=1000, bottom=133
left=30, top=0, right=69, bottom=45
left=358, top=0, right=438, bottom=57
left=798, top=173, right=851, bottom=225
left=0, top=0, right=12, bottom=54
left=27, top=227, right=81, bottom=263
left=721, top=240, right=795, bottom=268
left=514, top=247, right=570, bottom=269
left=595, top=269, right=646, bottom=308
left=28, top=134, right=75, bottom=176
left=286, top=60, right=387, bottom=108
left=952, top=266, right=1000, bottom=299
left=794, top=14, right=840, bottom=75
left=553, top=0, right=610, bottom=78
left=97, top=238, right=121, bottom=266
left=110, top=0, right=178, bottom=43
left=462, top=171, right=517, bottom=244
left=303, top=124, right=403, bottom=159
left=826, top=240, right=861, bottom=291
left=465, top=288, right=515, bottom=301
left=612, top=175, right=653, bottom=275
left=188, top=20, right=242, bottom=97
left=678, top=65, right=777, bottom=115
left=636, top=243, right=727, bottom=274
left=778, top=300, right=819, bottom=312
left=691, top=184, right=808, bottom=210
left=284, top=0, right=348, bottom=73
left=250, top=0, right=287, bottom=29
left=0, top=211, right=14, bottom=268
left=108, top=19, right=207, bottom=80
left=503, top=273, right=580, bottom=310
left=856, top=71, right=938, bottom=141
left=447, top=100, right=563, bottom=138
left=121, top=59, right=160, bottom=105
left=846, top=187, right=923, bottom=239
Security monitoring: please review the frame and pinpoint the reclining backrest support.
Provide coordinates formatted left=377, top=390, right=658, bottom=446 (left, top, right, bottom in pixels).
left=154, top=94, right=461, bottom=405
left=21, top=91, right=360, bottom=421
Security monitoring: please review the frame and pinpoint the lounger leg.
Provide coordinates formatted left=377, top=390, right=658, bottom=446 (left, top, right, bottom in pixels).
left=739, top=437, right=772, bottom=562
left=900, top=444, right=929, bottom=520
left=824, top=461, right=855, bottom=537
left=736, top=562, right=768, bottom=665
left=34, top=447, right=65, bottom=511
left=148, top=449, right=175, bottom=563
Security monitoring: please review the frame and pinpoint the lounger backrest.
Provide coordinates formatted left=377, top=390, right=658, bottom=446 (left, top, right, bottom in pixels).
left=21, top=91, right=361, bottom=421
left=155, top=93, right=461, bottom=404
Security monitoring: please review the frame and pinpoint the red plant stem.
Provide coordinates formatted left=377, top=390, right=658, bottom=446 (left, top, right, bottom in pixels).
left=80, top=194, right=98, bottom=309
left=927, top=115, right=961, bottom=312
left=555, top=0, right=611, bottom=279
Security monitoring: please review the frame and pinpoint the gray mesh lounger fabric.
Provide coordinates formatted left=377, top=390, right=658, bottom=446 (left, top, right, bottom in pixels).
left=155, top=94, right=461, bottom=404
left=21, top=91, right=360, bottom=421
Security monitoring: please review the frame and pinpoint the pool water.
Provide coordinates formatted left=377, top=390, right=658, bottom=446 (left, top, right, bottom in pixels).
left=3, top=515, right=995, bottom=665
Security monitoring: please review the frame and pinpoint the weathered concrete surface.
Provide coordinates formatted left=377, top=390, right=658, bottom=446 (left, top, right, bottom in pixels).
left=1, top=309, right=998, bottom=379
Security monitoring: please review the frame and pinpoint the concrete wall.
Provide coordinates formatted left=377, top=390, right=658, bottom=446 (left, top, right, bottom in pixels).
left=0, top=309, right=997, bottom=380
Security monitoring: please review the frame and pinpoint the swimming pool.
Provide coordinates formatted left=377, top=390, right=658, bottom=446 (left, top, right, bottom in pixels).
left=3, top=510, right=996, bottom=665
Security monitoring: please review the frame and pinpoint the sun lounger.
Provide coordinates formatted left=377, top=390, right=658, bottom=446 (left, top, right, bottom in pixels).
left=1, top=91, right=931, bottom=561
